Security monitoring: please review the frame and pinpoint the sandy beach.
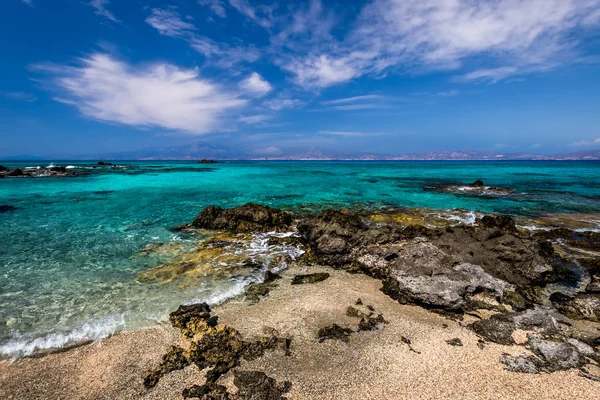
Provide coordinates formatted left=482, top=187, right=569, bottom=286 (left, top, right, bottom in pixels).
left=2, top=265, right=598, bottom=400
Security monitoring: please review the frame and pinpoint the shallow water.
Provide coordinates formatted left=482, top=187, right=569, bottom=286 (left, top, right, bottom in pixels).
left=1, top=160, right=599, bottom=357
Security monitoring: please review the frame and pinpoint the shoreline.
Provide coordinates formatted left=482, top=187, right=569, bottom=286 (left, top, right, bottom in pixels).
left=1, top=265, right=599, bottom=399
left=2, top=203, right=600, bottom=398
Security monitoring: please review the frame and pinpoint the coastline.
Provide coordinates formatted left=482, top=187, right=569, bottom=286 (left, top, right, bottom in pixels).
left=1, top=265, right=599, bottom=399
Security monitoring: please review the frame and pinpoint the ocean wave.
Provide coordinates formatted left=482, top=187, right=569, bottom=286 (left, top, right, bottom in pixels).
left=0, top=314, right=126, bottom=360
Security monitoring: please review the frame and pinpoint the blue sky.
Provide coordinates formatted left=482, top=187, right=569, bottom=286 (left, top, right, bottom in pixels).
left=1, top=0, right=600, bottom=158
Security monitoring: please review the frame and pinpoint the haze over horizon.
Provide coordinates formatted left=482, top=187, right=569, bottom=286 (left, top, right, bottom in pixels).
left=2, top=0, right=600, bottom=158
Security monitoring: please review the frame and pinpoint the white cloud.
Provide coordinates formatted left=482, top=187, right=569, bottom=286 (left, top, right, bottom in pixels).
left=90, top=0, right=119, bottom=22
left=571, top=137, right=600, bottom=147
left=331, top=104, right=379, bottom=111
left=5, top=91, right=37, bottom=102
left=281, top=0, right=600, bottom=88
left=228, top=0, right=274, bottom=28
left=239, top=73, right=272, bottom=97
left=198, top=0, right=226, bottom=18
left=240, top=114, right=271, bottom=124
left=146, top=8, right=196, bottom=38
left=33, top=53, right=246, bottom=135
left=21, top=0, right=33, bottom=6
left=263, top=97, right=303, bottom=111
left=322, top=95, right=383, bottom=105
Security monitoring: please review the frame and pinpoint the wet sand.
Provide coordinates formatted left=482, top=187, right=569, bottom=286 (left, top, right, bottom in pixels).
left=1, top=266, right=599, bottom=400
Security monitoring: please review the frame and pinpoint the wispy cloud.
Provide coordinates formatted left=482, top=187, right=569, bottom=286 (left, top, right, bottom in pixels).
left=90, top=0, right=119, bottom=22
left=198, top=0, right=226, bottom=18
left=5, top=91, right=37, bottom=102
left=228, top=0, right=275, bottom=28
left=32, top=53, right=246, bottom=135
left=263, top=97, right=303, bottom=111
left=146, top=8, right=260, bottom=69
left=21, top=0, right=33, bottom=7
left=239, top=72, right=272, bottom=97
left=280, top=0, right=600, bottom=88
left=571, top=137, right=600, bottom=147
left=322, top=95, right=383, bottom=105
left=331, top=104, right=380, bottom=111
left=240, top=114, right=271, bottom=124
left=145, top=8, right=196, bottom=37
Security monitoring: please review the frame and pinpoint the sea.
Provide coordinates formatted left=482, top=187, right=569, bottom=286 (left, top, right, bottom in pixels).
left=1, top=160, right=599, bottom=358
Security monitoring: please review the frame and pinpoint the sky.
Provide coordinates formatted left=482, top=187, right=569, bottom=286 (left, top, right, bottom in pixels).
left=1, top=0, right=600, bottom=158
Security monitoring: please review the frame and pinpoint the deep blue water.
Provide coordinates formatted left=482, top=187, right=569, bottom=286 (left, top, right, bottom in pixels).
left=1, top=160, right=599, bottom=357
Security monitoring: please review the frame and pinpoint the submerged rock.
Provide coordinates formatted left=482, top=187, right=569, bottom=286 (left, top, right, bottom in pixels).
left=0, top=205, right=17, bottom=213
left=192, top=204, right=293, bottom=233
left=291, top=273, right=330, bottom=285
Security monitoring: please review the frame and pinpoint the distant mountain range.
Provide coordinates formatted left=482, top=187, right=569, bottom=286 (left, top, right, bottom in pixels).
left=2, top=144, right=599, bottom=161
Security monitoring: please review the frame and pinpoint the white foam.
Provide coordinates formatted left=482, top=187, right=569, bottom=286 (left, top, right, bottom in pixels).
left=0, top=314, right=126, bottom=360
left=65, top=166, right=76, bottom=169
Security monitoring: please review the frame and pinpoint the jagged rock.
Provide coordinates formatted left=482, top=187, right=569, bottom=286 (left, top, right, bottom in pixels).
left=472, top=179, right=485, bottom=187
left=192, top=204, right=293, bottom=233
left=144, top=345, right=190, bottom=389
left=169, top=303, right=212, bottom=337
left=527, top=335, right=587, bottom=371
left=318, top=324, right=353, bottom=343
left=470, top=314, right=516, bottom=345
left=291, top=273, right=330, bottom=285
left=0, top=165, right=7, bottom=171
left=500, top=354, right=541, bottom=374
left=374, top=239, right=515, bottom=311
left=233, top=371, right=291, bottom=400
left=97, top=161, right=113, bottom=166
left=144, top=302, right=289, bottom=395
left=550, top=293, right=600, bottom=322
left=478, top=215, right=517, bottom=232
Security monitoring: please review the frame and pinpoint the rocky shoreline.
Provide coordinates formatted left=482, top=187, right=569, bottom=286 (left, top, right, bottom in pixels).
left=137, top=203, right=600, bottom=398
left=1, top=203, right=600, bottom=399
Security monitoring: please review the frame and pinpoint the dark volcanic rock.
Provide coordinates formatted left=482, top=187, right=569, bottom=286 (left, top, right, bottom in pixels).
left=7, top=168, right=24, bottom=176
left=192, top=204, right=293, bottom=233
left=470, top=313, right=516, bottom=345
left=0, top=165, right=7, bottom=171
left=291, top=273, right=330, bottom=285
left=500, top=354, right=541, bottom=374
left=527, top=336, right=587, bottom=372
left=97, top=161, right=113, bottom=166
left=233, top=370, right=291, bottom=400
left=318, top=324, right=353, bottom=343
left=198, top=159, right=217, bottom=163
left=550, top=292, right=600, bottom=322
left=478, top=215, right=517, bottom=232
left=472, top=179, right=485, bottom=187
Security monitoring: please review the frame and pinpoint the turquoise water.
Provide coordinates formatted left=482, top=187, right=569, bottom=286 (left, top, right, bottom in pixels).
left=1, top=161, right=599, bottom=357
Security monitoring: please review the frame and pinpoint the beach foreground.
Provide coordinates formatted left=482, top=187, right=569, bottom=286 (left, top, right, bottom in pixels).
left=1, top=265, right=599, bottom=400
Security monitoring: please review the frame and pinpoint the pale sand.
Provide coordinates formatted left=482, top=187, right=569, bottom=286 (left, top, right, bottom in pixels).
left=1, top=266, right=599, bottom=400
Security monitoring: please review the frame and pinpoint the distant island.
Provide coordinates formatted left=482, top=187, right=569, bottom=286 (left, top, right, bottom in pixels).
left=2, top=146, right=599, bottom=162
